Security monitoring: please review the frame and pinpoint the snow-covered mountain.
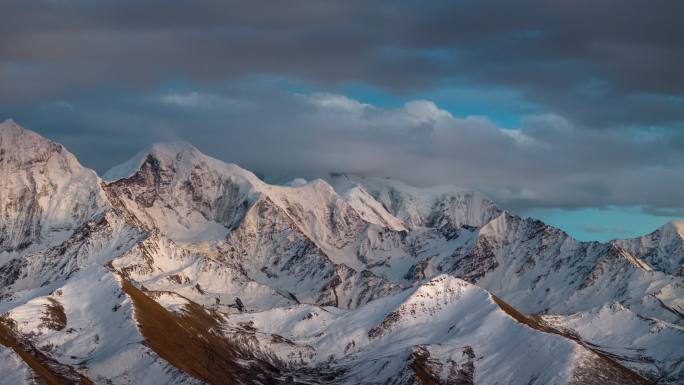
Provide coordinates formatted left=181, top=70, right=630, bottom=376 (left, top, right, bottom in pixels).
left=613, top=220, right=684, bottom=276
left=0, top=119, right=108, bottom=254
left=0, top=119, right=681, bottom=384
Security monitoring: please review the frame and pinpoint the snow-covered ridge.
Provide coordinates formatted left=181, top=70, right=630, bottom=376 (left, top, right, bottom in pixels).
left=0, top=119, right=680, bottom=384
left=614, top=220, right=684, bottom=276
left=103, top=141, right=262, bottom=185
left=225, top=275, right=648, bottom=384
left=1, top=118, right=69, bottom=164
left=330, top=173, right=501, bottom=233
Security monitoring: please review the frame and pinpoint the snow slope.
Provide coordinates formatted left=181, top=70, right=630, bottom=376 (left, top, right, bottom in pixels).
left=0, top=120, right=679, bottom=384
left=0, top=119, right=108, bottom=254
left=224, top=275, right=649, bottom=385
left=541, top=303, right=684, bottom=384
left=330, top=174, right=501, bottom=235
left=614, top=220, right=684, bottom=276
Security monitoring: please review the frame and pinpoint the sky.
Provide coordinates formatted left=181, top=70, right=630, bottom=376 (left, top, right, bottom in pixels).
left=1, top=0, right=683, bottom=241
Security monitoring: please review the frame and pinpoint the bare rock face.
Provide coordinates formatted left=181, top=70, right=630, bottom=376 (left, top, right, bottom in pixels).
left=104, top=142, right=258, bottom=241
left=407, top=345, right=475, bottom=385
left=0, top=121, right=679, bottom=385
left=218, top=196, right=402, bottom=309
left=104, top=142, right=402, bottom=309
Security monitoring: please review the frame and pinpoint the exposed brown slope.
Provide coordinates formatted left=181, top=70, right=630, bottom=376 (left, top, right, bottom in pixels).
left=490, top=295, right=652, bottom=385
left=408, top=345, right=475, bottom=385
left=41, top=298, right=67, bottom=331
left=120, top=277, right=289, bottom=385
left=0, top=317, right=93, bottom=385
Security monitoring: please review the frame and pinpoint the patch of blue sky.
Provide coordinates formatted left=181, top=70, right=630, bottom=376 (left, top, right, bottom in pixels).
left=339, top=80, right=538, bottom=129
left=525, top=206, right=679, bottom=242
left=417, top=83, right=538, bottom=128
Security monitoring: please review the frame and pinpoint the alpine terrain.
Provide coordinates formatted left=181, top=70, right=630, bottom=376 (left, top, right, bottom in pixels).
left=0, top=118, right=682, bottom=385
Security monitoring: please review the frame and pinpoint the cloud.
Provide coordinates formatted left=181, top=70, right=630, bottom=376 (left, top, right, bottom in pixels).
left=1, top=0, right=683, bottom=127
left=1, top=0, right=683, bottom=219
left=159, top=91, right=241, bottom=109
left=7, top=86, right=682, bottom=217
left=308, top=93, right=371, bottom=113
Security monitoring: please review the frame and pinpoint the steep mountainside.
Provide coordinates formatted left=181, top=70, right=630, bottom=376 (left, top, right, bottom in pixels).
left=0, top=119, right=681, bottom=384
left=0, top=119, right=108, bottom=254
left=614, top=220, right=684, bottom=276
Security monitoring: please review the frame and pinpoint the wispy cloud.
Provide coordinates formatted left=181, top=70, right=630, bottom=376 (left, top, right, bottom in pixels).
left=159, top=91, right=241, bottom=109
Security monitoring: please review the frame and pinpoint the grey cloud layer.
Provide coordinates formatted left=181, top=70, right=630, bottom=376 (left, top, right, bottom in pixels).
left=1, top=0, right=683, bottom=215
left=2, top=0, right=683, bottom=126
left=9, top=88, right=683, bottom=215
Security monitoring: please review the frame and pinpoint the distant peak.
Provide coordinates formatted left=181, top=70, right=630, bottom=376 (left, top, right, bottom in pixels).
left=661, top=219, right=684, bottom=239
left=103, top=141, right=203, bottom=182
left=0, top=119, right=69, bottom=160
left=143, top=141, right=208, bottom=169
left=147, top=141, right=200, bottom=157
left=0, top=117, right=17, bottom=127
left=103, top=140, right=261, bottom=185
left=0, top=119, right=45, bottom=140
left=331, top=173, right=490, bottom=201
left=666, top=219, right=684, bottom=230
left=0, top=118, right=30, bottom=137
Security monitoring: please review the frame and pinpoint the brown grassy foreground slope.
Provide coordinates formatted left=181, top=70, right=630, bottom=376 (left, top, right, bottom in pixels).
left=0, top=317, right=93, bottom=385
left=119, top=271, right=655, bottom=385
left=120, top=277, right=290, bottom=385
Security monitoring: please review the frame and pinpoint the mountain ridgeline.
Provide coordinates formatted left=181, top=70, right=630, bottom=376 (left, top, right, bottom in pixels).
left=0, top=119, right=682, bottom=385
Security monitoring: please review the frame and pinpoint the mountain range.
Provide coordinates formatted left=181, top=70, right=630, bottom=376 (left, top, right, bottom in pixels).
left=0, top=118, right=682, bottom=385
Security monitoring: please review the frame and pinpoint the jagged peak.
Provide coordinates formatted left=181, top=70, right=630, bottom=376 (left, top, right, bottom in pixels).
left=331, top=173, right=487, bottom=199
left=147, top=140, right=201, bottom=158
left=103, top=140, right=261, bottom=184
left=103, top=141, right=369, bottom=244
left=1, top=118, right=56, bottom=149
left=368, top=275, right=478, bottom=338
left=0, top=118, right=85, bottom=170
left=331, top=181, right=407, bottom=231
left=329, top=173, right=501, bottom=230
left=103, top=141, right=198, bottom=182
left=141, top=141, right=226, bottom=176
left=105, top=141, right=348, bottom=204
left=659, top=219, right=684, bottom=241
left=0, top=117, right=19, bottom=131
left=0, top=117, right=20, bottom=131
left=614, top=219, right=684, bottom=244
left=0, top=119, right=48, bottom=143
left=390, top=275, right=478, bottom=312
left=610, top=219, right=684, bottom=276
left=411, top=274, right=474, bottom=296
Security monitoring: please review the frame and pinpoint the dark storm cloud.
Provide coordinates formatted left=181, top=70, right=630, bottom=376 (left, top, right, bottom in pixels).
left=2, top=0, right=683, bottom=126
